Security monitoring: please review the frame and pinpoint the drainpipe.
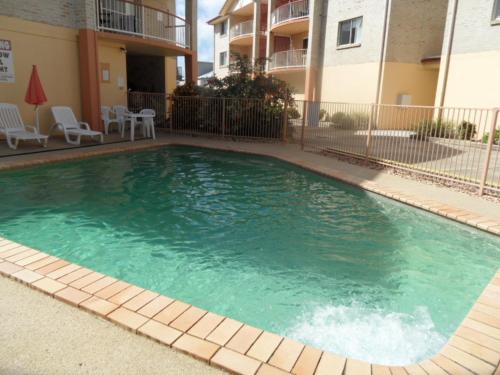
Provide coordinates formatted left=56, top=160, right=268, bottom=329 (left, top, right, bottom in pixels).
left=374, top=0, right=391, bottom=107
left=437, top=0, right=459, bottom=109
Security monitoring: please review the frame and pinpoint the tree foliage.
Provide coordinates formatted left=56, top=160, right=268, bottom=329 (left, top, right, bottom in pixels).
left=172, top=53, right=296, bottom=138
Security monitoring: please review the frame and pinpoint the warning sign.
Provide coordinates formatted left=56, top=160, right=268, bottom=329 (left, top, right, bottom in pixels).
left=0, top=39, right=15, bottom=83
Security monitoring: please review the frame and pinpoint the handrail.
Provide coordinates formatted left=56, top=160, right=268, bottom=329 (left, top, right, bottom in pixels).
left=269, top=49, right=307, bottom=70
left=230, top=20, right=254, bottom=39
left=108, top=0, right=190, bottom=25
left=96, top=0, right=191, bottom=49
left=271, top=0, right=309, bottom=26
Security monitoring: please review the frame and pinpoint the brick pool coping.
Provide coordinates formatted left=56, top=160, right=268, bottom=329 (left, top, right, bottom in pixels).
left=0, top=139, right=500, bottom=374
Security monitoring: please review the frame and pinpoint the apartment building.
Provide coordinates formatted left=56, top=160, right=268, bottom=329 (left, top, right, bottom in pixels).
left=211, top=0, right=500, bottom=109
left=435, top=0, right=500, bottom=109
left=0, top=0, right=197, bottom=132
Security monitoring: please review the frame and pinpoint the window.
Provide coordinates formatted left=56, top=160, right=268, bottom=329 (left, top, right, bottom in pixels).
left=219, top=51, right=228, bottom=67
left=493, top=0, right=500, bottom=22
left=338, top=17, right=363, bottom=46
left=302, top=38, right=309, bottom=49
left=220, top=20, right=227, bottom=36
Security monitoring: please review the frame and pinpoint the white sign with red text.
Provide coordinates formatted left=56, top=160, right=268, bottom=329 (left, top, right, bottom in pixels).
left=0, top=39, right=15, bottom=83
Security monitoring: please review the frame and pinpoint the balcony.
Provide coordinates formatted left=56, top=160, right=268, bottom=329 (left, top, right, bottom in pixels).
left=271, top=0, right=309, bottom=34
left=97, top=0, right=191, bottom=49
left=230, top=20, right=265, bottom=46
left=269, top=49, right=307, bottom=72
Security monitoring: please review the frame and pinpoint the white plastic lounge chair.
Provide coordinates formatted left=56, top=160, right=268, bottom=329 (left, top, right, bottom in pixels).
left=0, top=103, right=48, bottom=150
left=101, top=106, right=123, bottom=135
left=50, top=106, right=104, bottom=145
left=112, top=105, right=131, bottom=138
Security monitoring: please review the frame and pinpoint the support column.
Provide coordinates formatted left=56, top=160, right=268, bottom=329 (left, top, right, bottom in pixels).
left=252, top=0, right=261, bottom=65
left=185, top=53, right=198, bottom=83
left=78, top=29, right=102, bottom=131
left=304, top=0, right=322, bottom=102
left=265, top=0, right=275, bottom=72
left=185, top=0, right=198, bottom=83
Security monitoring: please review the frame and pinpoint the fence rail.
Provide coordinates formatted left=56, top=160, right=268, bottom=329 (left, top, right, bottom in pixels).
left=96, top=0, right=191, bottom=48
left=271, top=0, right=309, bottom=26
left=292, top=101, right=500, bottom=195
left=269, top=49, right=307, bottom=70
left=171, top=97, right=285, bottom=141
left=127, top=94, right=500, bottom=196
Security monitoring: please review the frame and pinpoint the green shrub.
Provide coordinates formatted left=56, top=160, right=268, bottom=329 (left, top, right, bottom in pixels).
left=288, top=107, right=301, bottom=120
left=457, top=121, right=477, bottom=140
left=318, top=109, right=328, bottom=121
left=416, top=119, right=455, bottom=139
left=482, top=129, right=500, bottom=145
left=172, top=53, right=294, bottom=138
left=328, top=112, right=369, bottom=129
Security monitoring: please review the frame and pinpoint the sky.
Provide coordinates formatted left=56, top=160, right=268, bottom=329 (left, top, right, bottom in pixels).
left=177, top=0, right=225, bottom=72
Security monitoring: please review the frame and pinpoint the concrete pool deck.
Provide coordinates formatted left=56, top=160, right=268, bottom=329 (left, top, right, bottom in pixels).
left=0, top=276, right=224, bottom=375
left=1, top=134, right=500, bottom=374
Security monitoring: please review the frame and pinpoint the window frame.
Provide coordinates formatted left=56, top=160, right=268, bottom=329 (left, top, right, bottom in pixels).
left=492, top=0, right=500, bottom=25
left=220, top=20, right=228, bottom=36
left=337, top=16, right=363, bottom=48
left=219, top=51, right=228, bottom=67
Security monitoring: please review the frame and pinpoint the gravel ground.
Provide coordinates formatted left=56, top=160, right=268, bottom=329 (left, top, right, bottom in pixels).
left=318, top=150, right=500, bottom=203
left=0, top=276, right=224, bottom=375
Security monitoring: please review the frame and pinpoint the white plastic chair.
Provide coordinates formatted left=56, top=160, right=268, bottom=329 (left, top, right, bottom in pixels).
left=101, top=106, right=122, bottom=135
left=50, top=106, right=104, bottom=145
left=0, top=103, right=48, bottom=149
left=112, top=105, right=131, bottom=138
left=139, top=108, right=156, bottom=139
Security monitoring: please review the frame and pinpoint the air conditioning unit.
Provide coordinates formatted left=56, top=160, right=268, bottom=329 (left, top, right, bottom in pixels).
left=397, top=94, right=412, bottom=106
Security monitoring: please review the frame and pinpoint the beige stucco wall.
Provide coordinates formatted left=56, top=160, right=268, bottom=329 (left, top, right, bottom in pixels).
left=440, top=51, right=500, bottom=108
left=213, top=18, right=230, bottom=78
left=320, top=63, right=380, bottom=103
left=0, top=15, right=81, bottom=133
left=165, top=56, right=177, bottom=94
left=435, top=0, right=500, bottom=109
left=291, top=32, right=308, bottom=50
left=380, top=62, right=439, bottom=106
left=275, top=71, right=306, bottom=100
left=98, top=41, right=127, bottom=108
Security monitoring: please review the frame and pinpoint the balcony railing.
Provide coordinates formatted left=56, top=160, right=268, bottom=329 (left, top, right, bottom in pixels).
left=271, top=0, right=309, bottom=26
left=230, top=20, right=254, bottom=39
left=269, top=49, right=307, bottom=70
left=96, top=0, right=191, bottom=49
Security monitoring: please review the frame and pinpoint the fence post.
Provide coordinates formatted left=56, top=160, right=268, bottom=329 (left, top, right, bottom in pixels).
left=300, top=100, right=307, bottom=150
left=282, top=98, right=289, bottom=143
left=222, top=98, right=226, bottom=137
left=478, top=108, right=499, bottom=196
left=365, top=103, right=375, bottom=161
left=169, top=95, right=173, bottom=133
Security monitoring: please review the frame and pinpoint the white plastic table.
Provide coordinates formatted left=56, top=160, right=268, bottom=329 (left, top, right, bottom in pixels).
left=126, top=113, right=155, bottom=141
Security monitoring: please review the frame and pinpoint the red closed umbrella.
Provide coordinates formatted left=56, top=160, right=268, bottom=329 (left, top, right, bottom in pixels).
left=25, top=65, right=47, bottom=133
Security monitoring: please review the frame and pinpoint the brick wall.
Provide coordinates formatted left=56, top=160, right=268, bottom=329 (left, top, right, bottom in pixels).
left=0, top=0, right=96, bottom=30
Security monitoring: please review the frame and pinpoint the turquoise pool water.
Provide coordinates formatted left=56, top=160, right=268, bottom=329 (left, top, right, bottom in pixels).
left=1, top=147, right=499, bottom=365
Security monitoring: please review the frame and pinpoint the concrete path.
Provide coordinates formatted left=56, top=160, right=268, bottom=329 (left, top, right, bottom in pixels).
left=0, top=276, right=224, bottom=375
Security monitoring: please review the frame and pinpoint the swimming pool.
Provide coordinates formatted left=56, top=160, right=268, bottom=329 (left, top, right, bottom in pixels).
left=1, top=146, right=499, bottom=365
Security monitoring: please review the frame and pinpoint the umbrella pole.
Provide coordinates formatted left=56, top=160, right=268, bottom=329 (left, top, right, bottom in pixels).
left=34, top=105, right=40, bottom=133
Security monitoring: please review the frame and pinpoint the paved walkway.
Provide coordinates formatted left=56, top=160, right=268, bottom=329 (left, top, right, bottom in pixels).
left=0, top=276, right=223, bottom=375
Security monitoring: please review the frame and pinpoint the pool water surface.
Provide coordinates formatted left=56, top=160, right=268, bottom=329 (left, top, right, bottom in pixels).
left=1, top=146, right=499, bottom=365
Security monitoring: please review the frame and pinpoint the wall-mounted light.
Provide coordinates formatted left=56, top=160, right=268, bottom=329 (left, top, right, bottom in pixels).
left=120, top=47, right=127, bottom=54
